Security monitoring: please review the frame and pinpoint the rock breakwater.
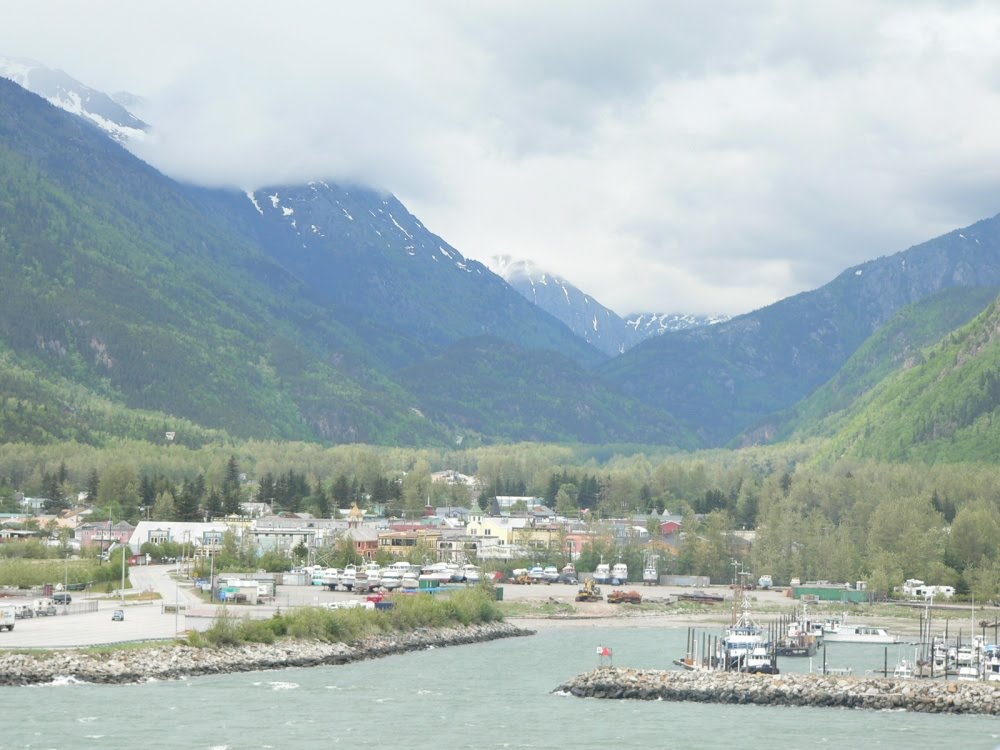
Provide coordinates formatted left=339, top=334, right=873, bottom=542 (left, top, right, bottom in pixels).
left=0, top=622, right=531, bottom=686
left=556, top=668, right=1000, bottom=715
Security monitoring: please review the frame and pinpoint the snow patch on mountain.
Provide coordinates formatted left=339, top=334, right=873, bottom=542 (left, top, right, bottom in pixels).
left=0, top=55, right=148, bottom=144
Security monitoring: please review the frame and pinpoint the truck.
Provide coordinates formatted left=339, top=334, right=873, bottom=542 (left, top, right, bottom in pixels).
left=0, top=604, right=14, bottom=631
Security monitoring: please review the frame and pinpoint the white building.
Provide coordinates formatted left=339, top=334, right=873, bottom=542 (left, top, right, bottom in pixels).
left=127, top=521, right=231, bottom=555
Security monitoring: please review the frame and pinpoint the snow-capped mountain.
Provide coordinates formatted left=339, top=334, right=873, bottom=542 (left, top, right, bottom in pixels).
left=0, top=55, right=148, bottom=142
left=625, top=312, right=730, bottom=336
left=490, top=255, right=727, bottom=356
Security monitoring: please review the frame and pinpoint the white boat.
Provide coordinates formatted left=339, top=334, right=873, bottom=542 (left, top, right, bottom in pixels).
left=611, top=563, right=628, bottom=585
left=400, top=569, right=420, bottom=591
left=362, top=563, right=382, bottom=590
left=380, top=569, right=403, bottom=590
left=957, top=666, right=980, bottom=681
left=593, top=563, right=610, bottom=584
left=642, top=566, right=658, bottom=585
left=339, top=564, right=359, bottom=591
left=984, top=646, right=1000, bottom=682
left=321, top=568, right=341, bottom=589
left=716, top=596, right=777, bottom=673
left=542, top=566, right=560, bottom=583
left=419, top=562, right=457, bottom=584
left=527, top=566, right=546, bottom=582
left=822, top=621, right=897, bottom=644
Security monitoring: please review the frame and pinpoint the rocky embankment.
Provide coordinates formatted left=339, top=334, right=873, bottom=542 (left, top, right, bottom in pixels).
left=556, top=668, right=1000, bottom=715
left=0, top=622, right=530, bottom=686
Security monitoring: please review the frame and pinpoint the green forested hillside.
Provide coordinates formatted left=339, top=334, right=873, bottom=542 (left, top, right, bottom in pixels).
left=600, top=212, right=1000, bottom=446
left=401, top=336, right=699, bottom=447
left=820, top=295, right=1000, bottom=461
left=744, top=286, right=999, bottom=445
left=0, top=79, right=442, bottom=445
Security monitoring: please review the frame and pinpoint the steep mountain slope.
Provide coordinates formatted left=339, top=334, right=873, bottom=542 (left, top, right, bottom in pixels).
left=400, top=336, right=699, bottom=447
left=741, top=285, right=1000, bottom=445
left=489, top=255, right=630, bottom=356
left=0, top=55, right=148, bottom=142
left=187, top=186, right=604, bottom=370
left=0, top=78, right=441, bottom=445
left=490, top=255, right=728, bottom=356
left=600, top=214, right=1000, bottom=445
left=819, top=295, right=1000, bottom=462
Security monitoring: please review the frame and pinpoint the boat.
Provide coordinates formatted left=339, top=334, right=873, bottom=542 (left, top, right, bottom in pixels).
left=400, top=569, right=420, bottom=591
left=363, top=562, right=382, bottom=590
left=321, top=568, right=341, bottom=590
left=380, top=569, right=403, bottom=591
left=822, top=619, right=897, bottom=644
left=339, top=564, right=358, bottom=591
left=892, top=659, right=915, bottom=679
left=775, top=603, right=820, bottom=656
left=593, top=563, right=611, bottom=584
left=542, top=566, right=560, bottom=583
left=716, top=592, right=777, bottom=674
left=460, top=563, right=482, bottom=584
left=642, top=566, right=658, bottom=586
left=957, top=665, right=980, bottom=681
left=610, top=562, right=628, bottom=585
left=527, top=566, right=546, bottom=583
left=984, top=645, right=1000, bottom=682
left=419, top=562, right=457, bottom=585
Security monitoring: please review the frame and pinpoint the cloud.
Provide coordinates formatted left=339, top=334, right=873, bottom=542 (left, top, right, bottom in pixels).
left=3, top=1, right=1000, bottom=316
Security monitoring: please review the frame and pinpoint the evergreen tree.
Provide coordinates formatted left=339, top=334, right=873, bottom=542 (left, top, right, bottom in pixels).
left=314, top=481, right=331, bottom=518
left=174, top=483, right=201, bottom=522
left=332, top=474, right=351, bottom=506
left=85, top=468, right=100, bottom=502
left=206, top=488, right=223, bottom=519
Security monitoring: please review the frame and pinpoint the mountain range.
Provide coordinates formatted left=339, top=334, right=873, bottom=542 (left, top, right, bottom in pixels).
left=4, top=60, right=1000, bottom=460
left=488, top=255, right=727, bottom=357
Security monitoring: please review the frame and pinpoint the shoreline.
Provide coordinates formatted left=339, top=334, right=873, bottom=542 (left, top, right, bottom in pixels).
left=0, top=621, right=532, bottom=686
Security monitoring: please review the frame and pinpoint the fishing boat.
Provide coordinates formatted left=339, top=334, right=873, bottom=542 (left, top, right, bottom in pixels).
left=717, top=593, right=778, bottom=674
left=642, top=565, right=658, bottom=586
left=542, top=566, right=560, bottom=583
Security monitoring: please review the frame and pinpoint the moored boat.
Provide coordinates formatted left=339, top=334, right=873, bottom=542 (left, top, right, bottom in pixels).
left=822, top=620, right=897, bottom=644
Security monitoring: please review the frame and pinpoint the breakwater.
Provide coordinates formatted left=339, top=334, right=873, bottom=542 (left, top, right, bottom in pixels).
left=556, top=667, right=1000, bottom=715
left=0, top=621, right=531, bottom=686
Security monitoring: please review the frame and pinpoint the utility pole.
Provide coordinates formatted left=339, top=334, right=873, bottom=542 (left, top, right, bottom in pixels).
left=120, top=543, right=126, bottom=603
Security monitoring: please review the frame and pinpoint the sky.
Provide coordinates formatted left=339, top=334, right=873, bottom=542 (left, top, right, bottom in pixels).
left=3, top=1, right=1000, bottom=317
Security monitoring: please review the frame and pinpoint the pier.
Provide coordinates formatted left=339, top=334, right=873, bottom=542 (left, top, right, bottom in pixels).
left=556, top=667, right=1000, bottom=714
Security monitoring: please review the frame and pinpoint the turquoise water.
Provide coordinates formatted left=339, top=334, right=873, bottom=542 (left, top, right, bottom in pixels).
left=2, top=625, right=997, bottom=749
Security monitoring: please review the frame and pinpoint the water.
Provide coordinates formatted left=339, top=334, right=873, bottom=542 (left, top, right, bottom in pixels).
left=2, top=625, right=998, bottom=749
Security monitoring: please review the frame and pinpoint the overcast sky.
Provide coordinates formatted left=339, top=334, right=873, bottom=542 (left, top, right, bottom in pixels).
left=3, top=1, right=1000, bottom=316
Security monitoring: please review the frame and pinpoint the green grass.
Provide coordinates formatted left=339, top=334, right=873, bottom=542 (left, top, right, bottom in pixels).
left=189, top=587, right=504, bottom=648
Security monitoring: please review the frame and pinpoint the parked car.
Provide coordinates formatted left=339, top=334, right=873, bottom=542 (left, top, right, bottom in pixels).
left=52, top=593, right=72, bottom=605
left=111, top=609, right=124, bottom=621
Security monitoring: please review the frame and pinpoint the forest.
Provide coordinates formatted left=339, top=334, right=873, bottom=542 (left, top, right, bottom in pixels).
left=2, top=437, right=998, bottom=603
